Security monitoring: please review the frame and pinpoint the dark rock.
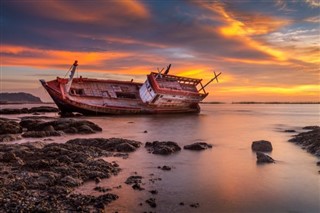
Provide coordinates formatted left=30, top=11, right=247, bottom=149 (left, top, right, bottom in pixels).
left=0, top=134, right=21, bottom=142
left=125, top=176, right=143, bottom=185
left=289, top=127, right=320, bottom=156
left=149, top=190, right=158, bottom=195
left=94, top=186, right=112, bottom=192
left=67, top=138, right=142, bottom=152
left=303, top=126, right=320, bottom=130
left=317, top=161, right=320, bottom=166
left=0, top=142, right=120, bottom=212
left=184, top=142, right=213, bottom=150
left=21, top=118, right=102, bottom=135
left=284, top=129, right=296, bottom=133
left=143, top=130, right=148, bottom=133
left=132, top=183, right=144, bottom=191
left=28, top=106, right=59, bottom=113
left=0, top=108, right=29, bottom=114
left=179, top=202, right=185, bottom=206
left=19, top=119, right=45, bottom=130
left=0, top=119, right=22, bottom=134
left=95, top=177, right=101, bottom=183
left=22, top=130, right=62, bottom=138
left=251, top=140, right=273, bottom=152
left=160, top=165, right=171, bottom=171
left=256, top=152, right=275, bottom=163
left=77, top=125, right=95, bottom=134
left=190, top=203, right=200, bottom=208
left=145, top=198, right=156, bottom=208
left=145, top=141, right=181, bottom=155
left=60, top=175, right=83, bottom=187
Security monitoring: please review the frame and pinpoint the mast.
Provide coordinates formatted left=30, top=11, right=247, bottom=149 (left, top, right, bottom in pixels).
left=198, top=71, right=221, bottom=93
left=65, top=60, right=78, bottom=93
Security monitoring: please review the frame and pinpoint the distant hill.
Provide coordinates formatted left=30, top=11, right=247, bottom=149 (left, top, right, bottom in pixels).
left=0, top=92, right=42, bottom=104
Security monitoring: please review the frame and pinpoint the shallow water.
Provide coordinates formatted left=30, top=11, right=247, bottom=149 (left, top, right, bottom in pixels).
left=1, top=104, right=320, bottom=212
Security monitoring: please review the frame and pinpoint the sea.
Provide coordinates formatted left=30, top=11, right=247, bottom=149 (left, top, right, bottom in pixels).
left=1, top=103, right=319, bottom=213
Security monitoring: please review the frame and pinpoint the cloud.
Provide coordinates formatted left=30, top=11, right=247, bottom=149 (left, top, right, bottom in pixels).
left=304, top=15, right=320, bottom=23
left=304, top=0, right=320, bottom=7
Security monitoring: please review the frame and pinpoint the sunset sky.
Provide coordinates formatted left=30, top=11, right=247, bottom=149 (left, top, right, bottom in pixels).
left=1, top=0, right=319, bottom=102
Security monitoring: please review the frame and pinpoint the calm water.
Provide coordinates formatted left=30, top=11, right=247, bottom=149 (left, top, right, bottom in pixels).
left=2, top=104, right=320, bottom=213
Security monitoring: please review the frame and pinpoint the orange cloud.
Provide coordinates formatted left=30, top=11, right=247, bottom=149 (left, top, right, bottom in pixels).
left=198, top=2, right=290, bottom=61
left=20, top=0, right=150, bottom=24
left=1, top=45, right=131, bottom=69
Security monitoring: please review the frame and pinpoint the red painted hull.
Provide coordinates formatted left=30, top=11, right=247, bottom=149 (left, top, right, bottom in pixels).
left=41, top=78, right=201, bottom=115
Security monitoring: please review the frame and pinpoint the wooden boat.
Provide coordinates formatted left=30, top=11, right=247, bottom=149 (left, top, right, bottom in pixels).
left=40, top=61, right=220, bottom=115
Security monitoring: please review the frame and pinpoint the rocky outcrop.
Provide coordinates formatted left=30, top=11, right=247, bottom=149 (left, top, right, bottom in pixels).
left=0, top=119, right=22, bottom=134
left=66, top=138, right=142, bottom=152
left=125, top=175, right=144, bottom=191
left=28, top=106, right=59, bottom=113
left=184, top=142, right=212, bottom=150
left=289, top=126, right=320, bottom=156
left=145, top=198, right=157, bottom=208
left=145, top=141, right=181, bottom=155
left=251, top=140, right=273, bottom=152
left=22, top=130, right=63, bottom=138
left=256, top=152, right=275, bottom=163
left=20, top=118, right=102, bottom=138
left=0, top=134, right=22, bottom=142
left=0, top=106, right=59, bottom=114
left=0, top=142, right=120, bottom=212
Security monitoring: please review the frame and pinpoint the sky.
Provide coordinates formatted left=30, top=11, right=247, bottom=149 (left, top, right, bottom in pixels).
left=0, top=0, right=319, bottom=102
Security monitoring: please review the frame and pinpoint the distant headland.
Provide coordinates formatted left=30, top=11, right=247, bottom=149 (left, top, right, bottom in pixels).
left=0, top=92, right=43, bottom=104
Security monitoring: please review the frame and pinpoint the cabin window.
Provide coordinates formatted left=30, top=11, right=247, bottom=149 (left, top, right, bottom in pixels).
left=115, top=92, right=136, bottom=99
left=112, top=85, right=122, bottom=92
left=70, top=88, right=84, bottom=96
left=120, top=86, right=129, bottom=92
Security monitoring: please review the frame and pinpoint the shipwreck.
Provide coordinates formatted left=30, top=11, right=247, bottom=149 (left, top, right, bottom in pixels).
left=40, top=61, right=220, bottom=115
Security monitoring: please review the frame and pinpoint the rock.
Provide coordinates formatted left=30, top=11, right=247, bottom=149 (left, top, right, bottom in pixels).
left=190, top=203, right=200, bottom=208
left=0, top=142, right=120, bottom=212
left=95, top=177, right=101, bottom=183
left=132, top=183, right=144, bottom=191
left=77, top=124, right=95, bottom=134
left=159, top=165, right=171, bottom=171
left=94, top=186, right=112, bottom=192
left=179, top=202, right=185, bottom=206
left=145, top=141, right=181, bottom=155
left=0, top=119, right=22, bottom=134
left=289, top=127, right=320, bottom=156
left=251, top=140, right=273, bottom=152
left=143, top=130, right=148, bottom=133
left=302, top=126, right=320, bottom=130
left=28, top=106, right=59, bottom=113
left=0, top=108, right=29, bottom=114
left=0, top=134, right=21, bottom=142
left=256, top=152, right=275, bottom=163
left=125, top=176, right=143, bottom=185
left=184, top=142, right=213, bottom=150
left=67, top=138, right=142, bottom=152
left=145, top=198, right=157, bottom=208
left=149, top=190, right=158, bottom=195
left=60, top=175, right=83, bottom=187
left=22, top=130, right=62, bottom=138
left=21, top=118, right=102, bottom=134
left=284, top=129, right=296, bottom=133
left=19, top=119, right=45, bottom=130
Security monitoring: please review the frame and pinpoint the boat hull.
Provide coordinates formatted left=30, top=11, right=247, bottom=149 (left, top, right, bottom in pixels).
left=41, top=79, right=200, bottom=115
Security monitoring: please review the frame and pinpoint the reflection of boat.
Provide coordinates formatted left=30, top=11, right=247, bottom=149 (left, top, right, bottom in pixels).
left=40, top=61, right=220, bottom=115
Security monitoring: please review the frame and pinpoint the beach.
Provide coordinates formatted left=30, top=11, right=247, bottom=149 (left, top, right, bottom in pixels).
left=0, top=103, right=319, bottom=213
